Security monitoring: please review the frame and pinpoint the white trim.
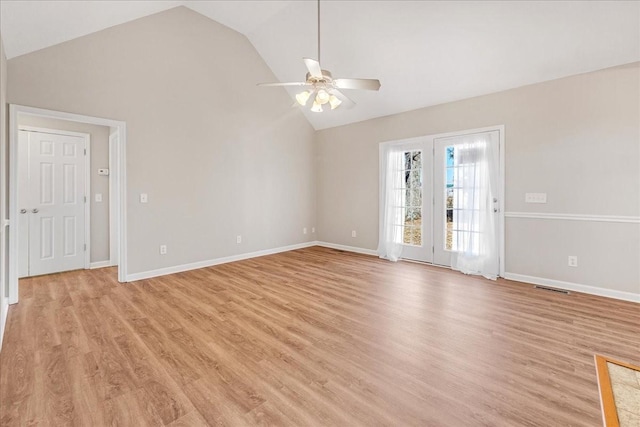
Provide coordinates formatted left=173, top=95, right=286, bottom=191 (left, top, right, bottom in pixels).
left=498, top=126, right=506, bottom=277
left=14, top=105, right=125, bottom=128
left=315, top=241, right=378, bottom=256
left=504, top=212, right=640, bottom=224
left=118, top=122, right=127, bottom=283
left=9, top=104, right=128, bottom=305
left=90, top=260, right=112, bottom=269
left=19, top=125, right=88, bottom=138
left=126, top=241, right=318, bottom=282
left=9, top=105, right=19, bottom=303
left=108, top=130, right=119, bottom=267
left=503, top=272, right=640, bottom=303
left=84, top=134, right=91, bottom=269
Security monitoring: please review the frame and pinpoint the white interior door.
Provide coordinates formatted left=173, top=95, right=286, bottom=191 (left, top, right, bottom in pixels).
left=433, top=130, right=500, bottom=269
left=20, top=130, right=87, bottom=277
left=396, top=141, right=433, bottom=263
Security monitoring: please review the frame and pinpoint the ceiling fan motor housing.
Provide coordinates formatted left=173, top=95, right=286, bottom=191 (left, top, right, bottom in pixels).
left=306, top=70, right=334, bottom=85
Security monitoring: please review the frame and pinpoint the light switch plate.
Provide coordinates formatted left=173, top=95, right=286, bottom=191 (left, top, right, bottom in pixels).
left=95, top=193, right=102, bottom=202
left=140, top=193, right=148, bottom=203
left=525, top=193, right=547, bottom=203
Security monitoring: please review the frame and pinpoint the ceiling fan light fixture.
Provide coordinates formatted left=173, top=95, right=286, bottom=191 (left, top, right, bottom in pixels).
left=311, top=100, right=323, bottom=112
left=316, top=89, right=331, bottom=105
left=329, top=95, right=342, bottom=110
left=295, top=90, right=312, bottom=106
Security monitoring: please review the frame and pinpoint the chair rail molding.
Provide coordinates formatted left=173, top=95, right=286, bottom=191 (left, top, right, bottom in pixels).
left=504, top=212, right=640, bottom=224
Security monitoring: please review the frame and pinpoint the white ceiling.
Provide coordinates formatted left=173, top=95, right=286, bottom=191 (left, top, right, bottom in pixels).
left=1, top=1, right=639, bottom=130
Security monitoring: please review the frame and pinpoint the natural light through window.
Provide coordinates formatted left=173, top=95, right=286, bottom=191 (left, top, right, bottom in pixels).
left=402, top=150, right=422, bottom=246
left=445, top=145, right=483, bottom=253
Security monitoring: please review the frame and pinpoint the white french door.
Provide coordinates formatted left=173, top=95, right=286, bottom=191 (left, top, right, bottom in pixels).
left=395, top=141, right=433, bottom=263
left=433, top=130, right=500, bottom=275
left=380, top=127, right=503, bottom=277
left=18, top=129, right=88, bottom=277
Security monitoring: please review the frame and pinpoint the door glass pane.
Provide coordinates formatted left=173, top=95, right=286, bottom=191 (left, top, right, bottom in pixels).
left=445, top=144, right=486, bottom=252
left=402, top=150, right=422, bottom=246
left=446, top=147, right=455, bottom=250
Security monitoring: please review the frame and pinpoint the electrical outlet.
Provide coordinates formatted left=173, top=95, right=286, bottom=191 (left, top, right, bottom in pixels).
left=236, top=235, right=242, bottom=244
left=303, top=227, right=308, bottom=234
left=159, top=245, right=167, bottom=255
left=95, top=193, right=102, bottom=202
left=312, top=227, right=315, bottom=233
left=140, top=193, right=148, bottom=203
left=568, top=256, right=578, bottom=267
left=351, top=230, right=357, bottom=238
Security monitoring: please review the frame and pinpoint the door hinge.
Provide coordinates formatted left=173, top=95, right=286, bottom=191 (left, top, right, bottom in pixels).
left=84, top=196, right=87, bottom=203
left=84, top=148, right=87, bottom=156
left=432, top=246, right=434, bottom=253
left=84, top=244, right=87, bottom=251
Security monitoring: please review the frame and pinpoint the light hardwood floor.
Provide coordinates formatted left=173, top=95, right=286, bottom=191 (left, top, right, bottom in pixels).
left=1, top=247, right=638, bottom=426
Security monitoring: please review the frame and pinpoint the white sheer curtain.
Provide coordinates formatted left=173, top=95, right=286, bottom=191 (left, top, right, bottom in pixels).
left=450, top=132, right=499, bottom=279
left=377, top=144, right=405, bottom=261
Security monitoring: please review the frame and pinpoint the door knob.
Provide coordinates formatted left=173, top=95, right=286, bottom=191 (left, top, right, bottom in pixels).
left=32, top=208, right=39, bottom=214
left=20, top=209, right=27, bottom=214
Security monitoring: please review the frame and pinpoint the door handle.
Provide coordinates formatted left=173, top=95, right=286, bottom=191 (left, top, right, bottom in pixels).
left=32, top=208, right=39, bottom=214
left=20, top=209, right=27, bottom=214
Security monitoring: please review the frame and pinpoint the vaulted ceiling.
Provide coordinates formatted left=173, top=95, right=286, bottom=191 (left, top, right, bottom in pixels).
left=2, top=1, right=639, bottom=130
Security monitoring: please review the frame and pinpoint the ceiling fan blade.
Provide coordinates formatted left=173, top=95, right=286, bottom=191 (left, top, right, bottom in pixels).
left=334, top=78, right=381, bottom=91
left=303, top=58, right=323, bottom=78
left=257, top=82, right=310, bottom=87
left=330, top=89, right=356, bottom=109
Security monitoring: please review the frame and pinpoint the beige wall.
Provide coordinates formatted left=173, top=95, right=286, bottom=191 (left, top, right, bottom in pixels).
left=316, top=63, right=640, bottom=296
left=7, top=7, right=316, bottom=275
left=17, top=116, right=111, bottom=263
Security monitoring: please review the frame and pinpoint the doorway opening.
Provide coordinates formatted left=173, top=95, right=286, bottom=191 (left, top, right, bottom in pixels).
left=7, top=105, right=128, bottom=305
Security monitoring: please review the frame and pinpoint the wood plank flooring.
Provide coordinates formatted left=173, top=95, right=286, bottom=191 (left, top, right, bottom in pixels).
left=1, top=246, right=639, bottom=426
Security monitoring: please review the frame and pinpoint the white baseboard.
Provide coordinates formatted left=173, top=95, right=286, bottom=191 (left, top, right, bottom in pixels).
left=123, top=242, right=638, bottom=304
left=503, top=272, right=640, bottom=303
left=90, top=261, right=113, bottom=269
left=126, top=241, right=318, bottom=282
left=315, top=241, right=378, bottom=256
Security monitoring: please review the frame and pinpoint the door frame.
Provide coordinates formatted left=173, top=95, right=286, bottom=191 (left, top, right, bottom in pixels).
left=18, top=126, right=92, bottom=273
left=8, top=104, right=128, bottom=305
left=108, top=130, right=119, bottom=267
left=380, top=125, right=505, bottom=277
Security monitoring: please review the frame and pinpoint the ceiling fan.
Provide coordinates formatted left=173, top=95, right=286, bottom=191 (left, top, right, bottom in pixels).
left=257, top=0, right=381, bottom=112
